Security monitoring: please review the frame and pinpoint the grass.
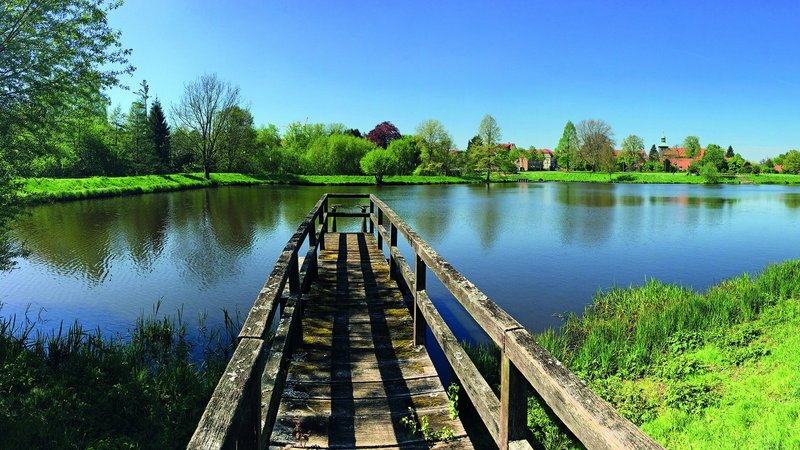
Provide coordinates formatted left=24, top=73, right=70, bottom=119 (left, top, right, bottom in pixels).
left=462, top=259, right=800, bottom=449
left=0, top=302, right=240, bottom=449
left=19, top=173, right=268, bottom=203
left=510, top=170, right=800, bottom=185
left=18, top=171, right=800, bottom=205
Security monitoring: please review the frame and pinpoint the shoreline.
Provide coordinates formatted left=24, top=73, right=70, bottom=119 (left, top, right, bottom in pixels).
left=18, top=171, right=800, bottom=204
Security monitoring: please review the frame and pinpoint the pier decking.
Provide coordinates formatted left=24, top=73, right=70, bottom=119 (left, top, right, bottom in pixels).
left=188, top=194, right=663, bottom=450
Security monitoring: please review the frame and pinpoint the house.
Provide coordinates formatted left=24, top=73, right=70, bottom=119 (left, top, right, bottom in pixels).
left=515, top=148, right=556, bottom=171
left=655, top=135, right=704, bottom=171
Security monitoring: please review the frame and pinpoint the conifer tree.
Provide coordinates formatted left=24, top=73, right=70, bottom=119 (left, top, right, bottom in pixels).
left=149, top=100, right=171, bottom=172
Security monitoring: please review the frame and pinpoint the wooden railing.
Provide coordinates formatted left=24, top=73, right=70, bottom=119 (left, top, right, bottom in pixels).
left=369, top=194, right=664, bottom=450
left=188, top=193, right=369, bottom=449
left=188, top=193, right=664, bottom=450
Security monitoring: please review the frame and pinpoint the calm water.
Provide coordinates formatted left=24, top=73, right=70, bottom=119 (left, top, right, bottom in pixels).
left=2, top=183, right=800, bottom=344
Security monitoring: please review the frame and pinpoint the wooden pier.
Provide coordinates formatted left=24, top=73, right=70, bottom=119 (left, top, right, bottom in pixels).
left=188, top=194, right=664, bottom=450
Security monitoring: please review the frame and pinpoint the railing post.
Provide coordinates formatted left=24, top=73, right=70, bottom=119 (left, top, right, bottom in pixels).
left=413, top=253, right=427, bottom=346
left=288, top=250, right=300, bottom=295
left=377, top=209, right=384, bottom=251
left=369, top=199, right=375, bottom=233
left=389, top=223, right=398, bottom=279
left=499, top=351, right=528, bottom=448
left=360, top=205, right=368, bottom=232
left=331, top=205, right=338, bottom=232
left=319, top=198, right=327, bottom=251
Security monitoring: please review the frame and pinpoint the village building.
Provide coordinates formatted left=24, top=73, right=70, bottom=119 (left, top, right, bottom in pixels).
left=656, top=135, right=705, bottom=171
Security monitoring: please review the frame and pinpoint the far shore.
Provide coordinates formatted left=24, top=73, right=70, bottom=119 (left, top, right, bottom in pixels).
left=18, top=171, right=800, bottom=204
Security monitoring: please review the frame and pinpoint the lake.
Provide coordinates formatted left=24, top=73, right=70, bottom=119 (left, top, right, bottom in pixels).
left=2, top=182, right=800, bottom=344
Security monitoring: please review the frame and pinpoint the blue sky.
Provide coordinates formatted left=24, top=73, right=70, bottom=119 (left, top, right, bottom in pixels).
left=106, top=0, right=800, bottom=160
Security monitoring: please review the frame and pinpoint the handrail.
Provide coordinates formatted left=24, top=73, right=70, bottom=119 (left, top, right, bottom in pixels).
left=368, top=194, right=664, bottom=450
left=189, top=193, right=662, bottom=450
left=188, top=193, right=368, bottom=449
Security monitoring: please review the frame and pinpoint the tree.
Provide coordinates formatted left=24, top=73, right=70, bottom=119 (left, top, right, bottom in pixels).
left=618, top=135, right=645, bottom=171
left=218, top=106, right=257, bottom=172
left=360, top=148, right=398, bottom=184
left=0, top=0, right=131, bottom=269
left=171, top=74, right=241, bottom=179
left=576, top=119, right=615, bottom=172
left=414, top=119, right=452, bottom=175
left=554, top=121, right=579, bottom=170
left=306, top=134, right=376, bottom=175
left=648, top=144, right=659, bottom=161
left=726, top=145, right=735, bottom=158
left=474, top=114, right=503, bottom=182
left=387, top=136, right=419, bottom=174
left=701, top=144, right=726, bottom=171
left=782, top=150, right=800, bottom=174
left=366, top=121, right=401, bottom=148
left=683, top=136, right=701, bottom=159
left=727, top=154, right=746, bottom=173
left=149, top=100, right=171, bottom=172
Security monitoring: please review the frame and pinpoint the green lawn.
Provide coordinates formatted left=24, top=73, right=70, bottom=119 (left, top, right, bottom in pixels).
left=19, top=173, right=268, bottom=203
left=510, top=170, right=800, bottom=185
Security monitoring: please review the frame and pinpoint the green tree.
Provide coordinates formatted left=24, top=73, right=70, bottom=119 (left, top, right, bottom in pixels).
left=387, top=136, right=419, bottom=174
left=683, top=136, right=701, bottom=158
left=306, top=135, right=376, bottom=175
left=360, top=148, right=398, bottom=184
left=414, top=119, right=453, bottom=175
left=218, top=106, right=257, bottom=172
left=648, top=144, right=659, bottom=161
left=618, top=135, right=645, bottom=171
left=782, top=150, right=800, bottom=174
left=554, top=121, right=579, bottom=170
left=474, top=114, right=503, bottom=182
left=577, top=119, right=615, bottom=172
left=255, top=124, right=289, bottom=174
left=149, top=100, right=171, bottom=172
left=726, top=154, right=746, bottom=173
left=172, top=74, right=241, bottom=179
left=0, top=0, right=131, bottom=269
left=702, top=144, right=727, bottom=171
left=726, top=145, right=735, bottom=158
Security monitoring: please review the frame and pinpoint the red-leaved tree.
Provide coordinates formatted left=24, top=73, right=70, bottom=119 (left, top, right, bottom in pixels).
left=366, top=121, right=401, bottom=148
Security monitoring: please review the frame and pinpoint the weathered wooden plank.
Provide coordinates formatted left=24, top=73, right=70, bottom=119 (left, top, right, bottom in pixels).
left=270, top=231, right=471, bottom=448
left=504, top=329, right=664, bottom=450
left=326, top=193, right=371, bottom=199
left=416, top=291, right=501, bottom=442
left=270, top=403, right=466, bottom=449
left=328, top=211, right=370, bottom=218
left=283, top=376, right=444, bottom=400
left=189, top=337, right=264, bottom=449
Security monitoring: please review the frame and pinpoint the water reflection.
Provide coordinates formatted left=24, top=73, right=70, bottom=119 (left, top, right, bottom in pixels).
left=784, top=194, right=800, bottom=209
left=12, top=186, right=288, bottom=287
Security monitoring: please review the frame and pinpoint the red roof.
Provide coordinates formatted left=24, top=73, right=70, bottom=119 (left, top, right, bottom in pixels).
left=499, top=143, right=514, bottom=150
left=661, top=147, right=705, bottom=171
left=537, top=148, right=554, bottom=156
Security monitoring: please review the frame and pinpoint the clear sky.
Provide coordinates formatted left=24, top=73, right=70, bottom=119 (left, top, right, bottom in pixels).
left=106, top=0, right=800, bottom=160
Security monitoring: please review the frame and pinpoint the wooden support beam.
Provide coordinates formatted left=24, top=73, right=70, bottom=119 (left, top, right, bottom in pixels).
left=413, top=254, right=427, bottom=346
left=389, top=223, right=398, bottom=279
left=500, top=351, right=528, bottom=448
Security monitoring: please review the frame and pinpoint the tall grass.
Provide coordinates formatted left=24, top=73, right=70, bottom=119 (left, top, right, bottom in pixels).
left=0, top=302, right=241, bottom=449
left=460, top=259, right=800, bottom=449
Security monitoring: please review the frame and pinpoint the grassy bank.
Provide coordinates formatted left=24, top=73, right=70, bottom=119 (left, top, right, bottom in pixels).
left=19, top=171, right=800, bottom=205
left=0, top=304, right=238, bottom=449
left=464, top=259, right=800, bottom=449
left=510, top=171, right=800, bottom=185
left=18, top=173, right=480, bottom=203
left=20, top=173, right=268, bottom=203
